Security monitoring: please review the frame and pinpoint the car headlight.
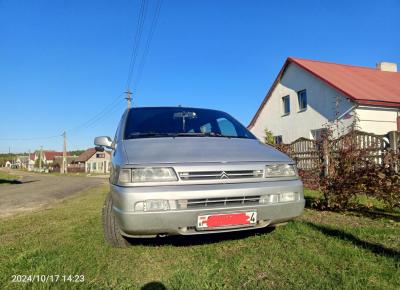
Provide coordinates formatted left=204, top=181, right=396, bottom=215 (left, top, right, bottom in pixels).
left=265, top=164, right=297, bottom=178
left=118, top=167, right=178, bottom=184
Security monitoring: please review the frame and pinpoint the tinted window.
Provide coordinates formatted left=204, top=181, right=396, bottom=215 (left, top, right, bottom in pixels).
left=282, top=96, right=290, bottom=115
left=298, top=90, right=307, bottom=110
left=124, top=107, right=256, bottom=139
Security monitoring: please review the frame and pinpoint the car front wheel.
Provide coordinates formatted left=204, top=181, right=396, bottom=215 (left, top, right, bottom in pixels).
left=102, top=193, right=130, bottom=248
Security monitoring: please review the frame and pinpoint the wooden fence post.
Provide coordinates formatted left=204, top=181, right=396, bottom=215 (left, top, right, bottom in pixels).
left=387, top=131, right=399, bottom=173
left=387, top=131, right=399, bottom=152
left=323, top=138, right=329, bottom=177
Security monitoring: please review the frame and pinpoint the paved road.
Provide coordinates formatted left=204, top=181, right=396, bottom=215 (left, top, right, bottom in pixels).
left=0, top=170, right=107, bottom=218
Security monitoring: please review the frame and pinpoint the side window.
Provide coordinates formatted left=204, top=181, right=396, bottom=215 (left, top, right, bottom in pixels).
left=282, top=96, right=290, bottom=115
left=200, top=123, right=212, bottom=133
left=311, top=128, right=327, bottom=141
left=298, top=90, right=307, bottom=110
left=274, top=135, right=283, bottom=144
left=217, top=118, right=238, bottom=137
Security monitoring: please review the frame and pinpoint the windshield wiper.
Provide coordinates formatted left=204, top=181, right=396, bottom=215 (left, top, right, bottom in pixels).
left=127, top=132, right=175, bottom=139
left=174, top=132, right=228, bottom=138
left=127, top=132, right=250, bottom=139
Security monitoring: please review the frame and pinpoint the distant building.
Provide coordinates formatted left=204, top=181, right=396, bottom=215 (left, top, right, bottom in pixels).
left=5, top=161, right=12, bottom=168
left=42, top=151, right=65, bottom=165
left=72, top=148, right=111, bottom=174
left=249, top=57, right=400, bottom=143
left=51, top=156, right=77, bottom=172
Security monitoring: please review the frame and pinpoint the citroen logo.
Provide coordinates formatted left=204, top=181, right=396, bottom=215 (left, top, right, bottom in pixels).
left=220, top=171, right=229, bottom=179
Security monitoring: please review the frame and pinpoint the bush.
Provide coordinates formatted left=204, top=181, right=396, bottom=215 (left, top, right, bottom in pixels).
left=264, top=128, right=275, bottom=145
left=318, top=132, right=400, bottom=211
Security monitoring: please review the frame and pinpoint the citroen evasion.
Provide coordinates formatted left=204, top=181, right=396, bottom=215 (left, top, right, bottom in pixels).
left=95, top=107, right=304, bottom=247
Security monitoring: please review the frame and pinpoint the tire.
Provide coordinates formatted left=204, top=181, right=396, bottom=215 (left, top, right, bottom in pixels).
left=102, top=193, right=130, bottom=248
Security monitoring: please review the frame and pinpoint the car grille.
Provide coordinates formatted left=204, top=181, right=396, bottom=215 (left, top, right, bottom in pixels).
left=178, top=170, right=263, bottom=181
left=179, top=195, right=261, bottom=209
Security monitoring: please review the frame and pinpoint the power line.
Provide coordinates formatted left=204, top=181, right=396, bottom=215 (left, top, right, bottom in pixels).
left=125, top=0, right=148, bottom=90
left=0, top=93, right=125, bottom=141
left=133, top=0, right=163, bottom=88
left=0, top=134, right=61, bottom=141
left=68, top=93, right=124, bottom=133
left=84, top=101, right=126, bottom=130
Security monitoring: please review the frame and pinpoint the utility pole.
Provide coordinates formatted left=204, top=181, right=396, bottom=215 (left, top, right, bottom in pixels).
left=28, top=149, right=31, bottom=171
left=125, top=89, right=132, bottom=109
left=62, top=131, right=67, bottom=174
left=39, top=146, right=43, bottom=172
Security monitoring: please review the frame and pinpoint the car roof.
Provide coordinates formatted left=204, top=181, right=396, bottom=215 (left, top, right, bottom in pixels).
left=129, top=106, right=224, bottom=113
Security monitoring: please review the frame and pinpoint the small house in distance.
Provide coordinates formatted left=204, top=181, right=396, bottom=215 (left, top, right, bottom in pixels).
left=248, top=57, right=400, bottom=143
left=72, top=148, right=111, bottom=174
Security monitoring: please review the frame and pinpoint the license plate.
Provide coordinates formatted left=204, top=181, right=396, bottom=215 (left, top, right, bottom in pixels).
left=197, top=211, right=257, bottom=229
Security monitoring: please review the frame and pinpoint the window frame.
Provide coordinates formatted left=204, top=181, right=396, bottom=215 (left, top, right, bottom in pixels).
left=297, top=89, right=308, bottom=111
left=274, top=135, right=283, bottom=145
left=282, top=95, right=290, bottom=116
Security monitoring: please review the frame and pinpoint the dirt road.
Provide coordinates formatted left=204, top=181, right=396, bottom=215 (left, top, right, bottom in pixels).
left=0, top=170, right=107, bottom=217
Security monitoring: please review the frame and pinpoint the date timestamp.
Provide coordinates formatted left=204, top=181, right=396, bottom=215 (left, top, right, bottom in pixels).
left=11, top=274, right=84, bottom=283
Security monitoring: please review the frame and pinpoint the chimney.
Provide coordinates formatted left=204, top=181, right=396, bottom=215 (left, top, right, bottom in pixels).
left=376, top=62, right=397, bottom=72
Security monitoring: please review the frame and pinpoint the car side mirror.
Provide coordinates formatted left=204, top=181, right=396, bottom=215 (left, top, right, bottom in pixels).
left=94, top=136, right=114, bottom=149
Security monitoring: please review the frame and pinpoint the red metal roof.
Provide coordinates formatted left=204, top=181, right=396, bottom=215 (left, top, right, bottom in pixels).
left=75, top=148, right=96, bottom=162
left=43, top=151, right=67, bottom=160
left=249, top=57, right=400, bottom=128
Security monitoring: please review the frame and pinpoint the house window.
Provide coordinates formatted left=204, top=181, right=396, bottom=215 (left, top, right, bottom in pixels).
left=274, top=135, right=283, bottom=144
left=92, top=162, right=97, bottom=170
left=96, top=153, right=105, bottom=158
left=298, top=90, right=307, bottom=111
left=311, top=128, right=327, bottom=141
left=282, top=96, right=290, bottom=115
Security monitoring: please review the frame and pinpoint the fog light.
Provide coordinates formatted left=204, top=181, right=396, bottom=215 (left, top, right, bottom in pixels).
left=134, top=201, right=145, bottom=211
left=260, top=194, right=280, bottom=204
left=144, top=200, right=170, bottom=212
left=280, top=192, right=298, bottom=202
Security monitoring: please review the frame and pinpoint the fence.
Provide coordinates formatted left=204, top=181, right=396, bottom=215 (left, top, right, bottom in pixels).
left=278, top=130, right=399, bottom=188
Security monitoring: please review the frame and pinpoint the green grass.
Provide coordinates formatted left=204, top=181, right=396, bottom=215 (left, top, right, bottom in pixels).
left=0, top=171, right=19, bottom=185
left=0, top=186, right=399, bottom=289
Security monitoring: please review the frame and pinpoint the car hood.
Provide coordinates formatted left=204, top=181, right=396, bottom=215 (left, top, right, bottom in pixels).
left=122, top=137, right=292, bottom=164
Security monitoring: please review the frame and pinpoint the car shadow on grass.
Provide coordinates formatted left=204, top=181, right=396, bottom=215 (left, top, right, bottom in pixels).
left=303, top=221, right=400, bottom=260
left=304, top=196, right=400, bottom=222
left=126, top=226, right=276, bottom=247
left=0, top=179, right=39, bottom=185
left=0, top=179, right=22, bottom=185
left=141, top=281, right=167, bottom=290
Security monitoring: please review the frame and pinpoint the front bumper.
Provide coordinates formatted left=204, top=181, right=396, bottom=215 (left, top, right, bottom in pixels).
left=110, top=179, right=304, bottom=237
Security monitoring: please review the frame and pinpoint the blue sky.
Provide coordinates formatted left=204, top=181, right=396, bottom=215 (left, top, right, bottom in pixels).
left=0, top=0, right=399, bottom=153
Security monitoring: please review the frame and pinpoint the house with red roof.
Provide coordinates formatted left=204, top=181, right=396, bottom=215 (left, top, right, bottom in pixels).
left=248, top=57, right=400, bottom=143
left=72, top=148, right=111, bottom=173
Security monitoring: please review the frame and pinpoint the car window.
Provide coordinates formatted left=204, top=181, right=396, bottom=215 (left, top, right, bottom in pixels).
left=200, top=123, right=212, bottom=133
left=124, top=107, right=256, bottom=140
left=217, top=118, right=238, bottom=137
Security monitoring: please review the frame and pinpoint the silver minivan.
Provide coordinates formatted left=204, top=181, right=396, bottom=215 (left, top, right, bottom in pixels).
left=95, top=107, right=304, bottom=247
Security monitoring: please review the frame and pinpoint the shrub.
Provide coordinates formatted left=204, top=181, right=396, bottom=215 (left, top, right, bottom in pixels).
left=264, top=128, right=275, bottom=145
left=318, top=131, right=400, bottom=210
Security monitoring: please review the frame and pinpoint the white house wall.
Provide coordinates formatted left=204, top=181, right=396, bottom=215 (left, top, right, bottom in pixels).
left=86, top=153, right=110, bottom=173
left=251, top=63, right=354, bottom=143
left=355, top=106, right=398, bottom=135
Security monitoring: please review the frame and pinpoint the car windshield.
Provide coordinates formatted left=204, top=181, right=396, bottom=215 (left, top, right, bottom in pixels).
left=124, top=107, right=256, bottom=140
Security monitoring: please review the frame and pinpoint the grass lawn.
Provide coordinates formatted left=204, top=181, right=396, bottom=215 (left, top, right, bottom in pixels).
left=0, top=187, right=399, bottom=289
left=0, top=171, right=20, bottom=185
